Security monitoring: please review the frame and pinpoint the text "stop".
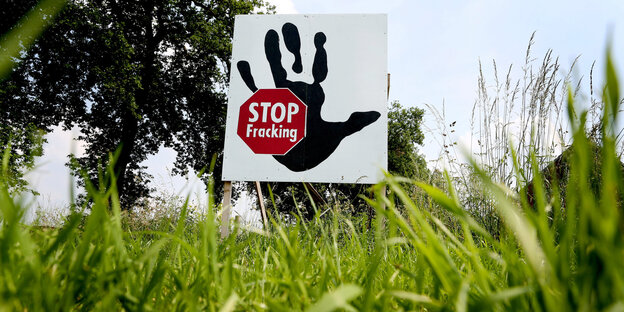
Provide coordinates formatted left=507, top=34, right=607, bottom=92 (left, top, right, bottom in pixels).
left=248, top=102, right=299, bottom=123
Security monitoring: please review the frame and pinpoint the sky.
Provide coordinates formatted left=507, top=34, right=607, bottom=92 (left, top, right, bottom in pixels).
left=25, top=0, right=624, bottom=220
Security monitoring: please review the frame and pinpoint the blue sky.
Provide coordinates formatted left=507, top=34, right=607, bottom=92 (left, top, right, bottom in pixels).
left=26, top=0, right=624, bottom=214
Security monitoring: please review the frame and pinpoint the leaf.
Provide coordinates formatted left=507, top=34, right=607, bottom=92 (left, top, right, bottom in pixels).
left=415, top=182, right=461, bottom=215
left=306, top=284, right=362, bottom=312
left=485, top=286, right=532, bottom=304
left=454, top=280, right=469, bottom=312
left=469, top=158, right=550, bottom=281
left=219, top=292, right=239, bottom=312
left=604, top=45, right=620, bottom=122
left=386, top=290, right=442, bottom=308
left=0, top=0, right=67, bottom=80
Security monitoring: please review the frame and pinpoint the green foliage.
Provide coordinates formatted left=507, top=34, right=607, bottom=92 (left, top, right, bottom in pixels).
left=0, top=0, right=64, bottom=195
left=0, top=0, right=272, bottom=208
left=387, top=100, right=426, bottom=178
left=0, top=124, right=44, bottom=195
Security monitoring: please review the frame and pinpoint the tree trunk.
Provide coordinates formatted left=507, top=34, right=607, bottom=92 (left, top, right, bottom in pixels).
left=113, top=0, right=157, bottom=209
left=114, top=110, right=139, bottom=206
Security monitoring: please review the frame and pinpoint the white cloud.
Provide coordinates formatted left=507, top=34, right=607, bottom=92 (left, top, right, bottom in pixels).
left=44, top=125, right=87, bottom=160
left=269, top=0, right=298, bottom=14
left=22, top=125, right=87, bottom=222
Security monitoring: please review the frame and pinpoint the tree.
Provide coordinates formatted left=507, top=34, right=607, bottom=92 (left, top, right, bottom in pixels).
left=0, top=124, right=44, bottom=195
left=1, top=0, right=272, bottom=207
left=253, top=100, right=428, bottom=218
left=387, top=100, right=427, bottom=178
left=1, top=0, right=65, bottom=195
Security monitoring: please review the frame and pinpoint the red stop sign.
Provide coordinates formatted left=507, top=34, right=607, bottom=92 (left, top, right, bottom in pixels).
left=237, top=88, right=307, bottom=155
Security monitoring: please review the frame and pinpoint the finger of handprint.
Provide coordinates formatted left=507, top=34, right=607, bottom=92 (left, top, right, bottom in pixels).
left=312, top=32, right=328, bottom=83
left=344, top=111, right=381, bottom=136
left=237, top=61, right=258, bottom=92
left=281, top=23, right=303, bottom=74
left=264, top=29, right=288, bottom=87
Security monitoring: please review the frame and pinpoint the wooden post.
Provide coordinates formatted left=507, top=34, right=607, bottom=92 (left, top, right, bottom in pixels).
left=380, top=183, right=387, bottom=230
left=387, top=73, right=391, bottom=99
left=380, top=183, right=387, bottom=211
left=382, top=73, right=389, bottom=227
left=367, top=186, right=374, bottom=230
left=220, top=181, right=232, bottom=238
left=303, top=182, right=327, bottom=207
left=255, top=181, right=269, bottom=229
left=366, top=73, right=391, bottom=230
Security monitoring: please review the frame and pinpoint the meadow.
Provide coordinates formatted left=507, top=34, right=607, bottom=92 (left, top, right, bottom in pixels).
left=2, top=3, right=624, bottom=308
left=1, top=50, right=623, bottom=311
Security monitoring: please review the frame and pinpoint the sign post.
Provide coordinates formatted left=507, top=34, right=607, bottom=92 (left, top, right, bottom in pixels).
left=255, top=181, right=269, bottom=228
left=220, top=181, right=232, bottom=238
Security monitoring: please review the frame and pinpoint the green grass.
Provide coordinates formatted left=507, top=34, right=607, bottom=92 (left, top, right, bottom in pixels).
left=1, top=48, right=623, bottom=312
left=2, top=1, right=623, bottom=310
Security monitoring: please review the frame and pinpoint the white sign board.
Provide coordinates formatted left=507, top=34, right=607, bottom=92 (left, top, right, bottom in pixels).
left=222, top=14, right=387, bottom=184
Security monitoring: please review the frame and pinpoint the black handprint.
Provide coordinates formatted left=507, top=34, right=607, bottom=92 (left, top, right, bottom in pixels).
left=237, top=23, right=381, bottom=172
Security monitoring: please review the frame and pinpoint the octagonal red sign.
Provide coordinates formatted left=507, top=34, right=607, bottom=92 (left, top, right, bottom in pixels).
left=237, top=88, right=307, bottom=155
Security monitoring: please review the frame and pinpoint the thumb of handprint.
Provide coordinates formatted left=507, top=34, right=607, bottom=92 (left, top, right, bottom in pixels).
left=237, top=22, right=381, bottom=172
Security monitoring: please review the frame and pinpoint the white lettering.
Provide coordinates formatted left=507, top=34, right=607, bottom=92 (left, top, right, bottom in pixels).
left=260, top=102, right=271, bottom=122
left=271, top=102, right=286, bottom=123
left=287, top=103, right=299, bottom=123
left=244, top=124, right=300, bottom=142
left=289, top=129, right=297, bottom=142
left=249, top=102, right=259, bottom=122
